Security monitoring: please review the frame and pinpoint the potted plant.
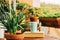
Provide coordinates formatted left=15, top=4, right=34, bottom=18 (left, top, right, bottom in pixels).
left=29, top=15, right=39, bottom=32
left=0, top=0, right=28, bottom=40
left=39, top=12, right=60, bottom=28
left=27, top=8, right=39, bottom=32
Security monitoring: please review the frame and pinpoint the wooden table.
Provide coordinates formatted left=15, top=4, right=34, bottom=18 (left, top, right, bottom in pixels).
left=4, top=27, right=60, bottom=40
left=0, top=38, right=6, bottom=40
left=24, top=27, right=60, bottom=40
left=24, top=35, right=60, bottom=40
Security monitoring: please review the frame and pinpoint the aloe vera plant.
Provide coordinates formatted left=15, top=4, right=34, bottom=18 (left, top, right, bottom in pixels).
left=0, top=0, right=27, bottom=34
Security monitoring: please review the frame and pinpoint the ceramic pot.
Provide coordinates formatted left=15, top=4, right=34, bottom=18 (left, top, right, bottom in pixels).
left=29, top=22, right=38, bottom=32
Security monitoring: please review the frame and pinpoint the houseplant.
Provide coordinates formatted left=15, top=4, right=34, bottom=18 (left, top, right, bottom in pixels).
left=27, top=8, right=39, bottom=32
left=29, top=15, right=39, bottom=32
left=0, top=0, right=28, bottom=40
left=39, top=11, right=60, bottom=28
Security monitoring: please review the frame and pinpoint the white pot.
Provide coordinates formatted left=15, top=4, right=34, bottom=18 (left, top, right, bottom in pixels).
left=29, top=22, right=38, bottom=32
left=0, top=29, right=4, bottom=38
left=0, top=23, right=5, bottom=38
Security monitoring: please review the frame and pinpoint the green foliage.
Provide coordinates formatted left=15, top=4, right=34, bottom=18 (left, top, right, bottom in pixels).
left=16, top=4, right=24, bottom=10
left=39, top=12, right=60, bottom=18
left=0, top=1, right=28, bottom=34
left=16, top=3, right=31, bottom=10
left=31, top=6, right=60, bottom=18
left=37, top=8, right=60, bottom=18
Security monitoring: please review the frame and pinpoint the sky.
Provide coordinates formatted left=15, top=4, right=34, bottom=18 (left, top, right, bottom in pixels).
left=40, top=0, right=60, bottom=5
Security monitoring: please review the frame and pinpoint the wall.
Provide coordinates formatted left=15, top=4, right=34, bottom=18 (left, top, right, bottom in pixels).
left=17, top=0, right=32, bottom=6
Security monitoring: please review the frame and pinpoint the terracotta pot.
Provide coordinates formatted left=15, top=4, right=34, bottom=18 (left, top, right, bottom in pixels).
left=30, top=16, right=38, bottom=22
left=39, top=18, right=60, bottom=28
left=4, top=32, right=24, bottom=40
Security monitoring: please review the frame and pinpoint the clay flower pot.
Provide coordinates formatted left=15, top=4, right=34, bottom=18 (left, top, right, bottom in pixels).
left=4, top=31, right=24, bottom=40
left=39, top=18, right=60, bottom=28
left=30, top=16, right=38, bottom=22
